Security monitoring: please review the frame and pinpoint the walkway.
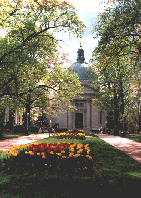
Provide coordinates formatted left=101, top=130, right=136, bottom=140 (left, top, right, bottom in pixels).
left=0, top=133, right=141, bottom=163
left=0, top=133, right=54, bottom=151
left=96, top=134, right=141, bottom=163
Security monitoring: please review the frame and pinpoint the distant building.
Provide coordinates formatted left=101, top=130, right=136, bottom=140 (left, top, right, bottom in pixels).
left=47, top=43, right=107, bottom=133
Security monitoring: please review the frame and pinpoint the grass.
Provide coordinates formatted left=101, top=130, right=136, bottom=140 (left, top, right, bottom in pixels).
left=125, top=134, right=141, bottom=143
left=114, top=133, right=141, bottom=143
left=0, top=135, right=141, bottom=197
left=0, top=131, right=46, bottom=140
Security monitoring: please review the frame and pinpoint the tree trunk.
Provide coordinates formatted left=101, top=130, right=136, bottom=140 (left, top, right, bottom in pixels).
left=0, top=110, right=5, bottom=139
left=25, top=95, right=31, bottom=135
left=114, top=91, right=119, bottom=135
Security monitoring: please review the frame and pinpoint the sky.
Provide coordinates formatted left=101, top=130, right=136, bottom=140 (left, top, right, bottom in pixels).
left=0, top=0, right=114, bottom=68
left=54, top=0, right=114, bottom=67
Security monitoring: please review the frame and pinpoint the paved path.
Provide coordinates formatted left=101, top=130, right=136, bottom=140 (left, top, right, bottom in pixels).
left=0, top=133, right=141, bottom=163
left=96, top=134, right=141, bottom=163
left=0, top=133, right=54, bottom=151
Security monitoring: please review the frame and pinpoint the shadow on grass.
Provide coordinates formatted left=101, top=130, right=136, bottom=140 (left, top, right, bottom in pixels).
left=0, top=172, right=140, bottom=197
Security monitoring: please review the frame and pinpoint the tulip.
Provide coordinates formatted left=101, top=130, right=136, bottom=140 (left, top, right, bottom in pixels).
left=69, top=153, right=73, bottom=157
left=56, top=153, right=62, bottom=156
left=62, top=156, right=67, bottom=158
left=89, top=156, right=92, bottom=160
left=41, top=152, right=46, bottom=155
left=42, top=155, right=46, bottom=158
left=30, top=153, right=34, bottom=155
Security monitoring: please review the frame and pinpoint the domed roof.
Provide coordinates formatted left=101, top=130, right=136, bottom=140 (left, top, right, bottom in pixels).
left=69, top=43, right=89, bottom=80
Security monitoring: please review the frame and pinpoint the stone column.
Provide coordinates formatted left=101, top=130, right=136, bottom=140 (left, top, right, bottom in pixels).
left=4, top=108, right=7, bottom=125
left=92, top=105, right=99, bottom=129
left=17, top=109, right=19, bottom=125
left=20, top=109, right=22, bottom=125
left=15, top=109, right=17, bottom=125
left=86, top=100, right=91, bottom=131
left=7, top=108, right=9, bottom=122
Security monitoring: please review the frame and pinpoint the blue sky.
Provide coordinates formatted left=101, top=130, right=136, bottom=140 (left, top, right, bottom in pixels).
left=54, top=0, right=114, bottom=67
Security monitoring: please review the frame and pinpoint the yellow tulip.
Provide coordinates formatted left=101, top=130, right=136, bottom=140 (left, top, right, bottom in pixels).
left=89, top=156, right=92, bottom=160
left=25, top=151, right=28, bottom=154
left=42, top=155, right=46, bottom=158
left=61, top=150, right=65, bottom=153
left=69, top=148, right=75, bottom=152
left=62, top=156, right=67, bottom=158
left=6, top=152, right=9, bottom=155
left=73, top=154, right=80, bottom=158
left=50, top=151, right=54, bottom=154
left=87, top=150, right=90, bottom=154
left=37, top=153, right=40, bottom=156
left=86, top=155, right=89, bottom=158
left=0, top=150, right=3, bottom=153
left=56, top=153, right=62, bottom=156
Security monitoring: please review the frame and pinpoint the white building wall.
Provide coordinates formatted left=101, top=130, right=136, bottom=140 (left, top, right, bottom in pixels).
left=58, top=113, right=67, bottom=128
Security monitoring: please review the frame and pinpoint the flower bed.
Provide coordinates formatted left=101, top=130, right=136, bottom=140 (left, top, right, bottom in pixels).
left=1, top=142, right=93, bottom=177
left=69, top=130, right=85, bottom=133
left=55, top=132, right=85, bottom=140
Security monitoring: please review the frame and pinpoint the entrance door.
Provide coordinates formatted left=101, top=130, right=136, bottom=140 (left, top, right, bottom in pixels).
left=75, top=113, right=83, bottom=129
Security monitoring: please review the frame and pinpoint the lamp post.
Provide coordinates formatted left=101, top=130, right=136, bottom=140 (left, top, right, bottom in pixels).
left=123, top=114, right=125, bottom=131
left=25, top=92, right=31, bottom=136
left=27, top=112, right=29, bottom=133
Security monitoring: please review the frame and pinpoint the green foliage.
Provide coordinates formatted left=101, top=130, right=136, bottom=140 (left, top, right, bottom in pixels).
left=89, top=0, right=140, bottom=129
left=0, top=0, right=86, bottom=123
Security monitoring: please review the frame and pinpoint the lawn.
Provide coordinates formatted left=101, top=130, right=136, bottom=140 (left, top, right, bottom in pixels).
left=0, top=135, right=141, bottom=197
left=0, top=131, right=46, bottom=140
left=112, top=133, right=141, bottom=143
left=125, top=134, right=141, bottom=143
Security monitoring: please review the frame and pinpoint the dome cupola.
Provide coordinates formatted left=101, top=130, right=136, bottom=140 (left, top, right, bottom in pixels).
left=69, top=43, right=89, bottom=80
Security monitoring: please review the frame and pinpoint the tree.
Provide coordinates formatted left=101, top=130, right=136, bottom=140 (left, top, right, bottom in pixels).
left=89, top=0, right=140, bottom=133
left=0, top=0, right=85, bottom=135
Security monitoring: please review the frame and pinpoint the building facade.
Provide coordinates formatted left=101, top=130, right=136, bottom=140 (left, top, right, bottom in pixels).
left=47, top=43, right=107, bottom=133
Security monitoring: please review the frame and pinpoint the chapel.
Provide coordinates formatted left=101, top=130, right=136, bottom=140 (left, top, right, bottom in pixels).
left=47, top=43, right=107, bottom=133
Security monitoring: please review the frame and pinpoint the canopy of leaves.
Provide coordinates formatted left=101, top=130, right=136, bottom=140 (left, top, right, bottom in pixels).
left=89, top=0, right=140, bottom=128
left=0, top=0, right=85, bottom=118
